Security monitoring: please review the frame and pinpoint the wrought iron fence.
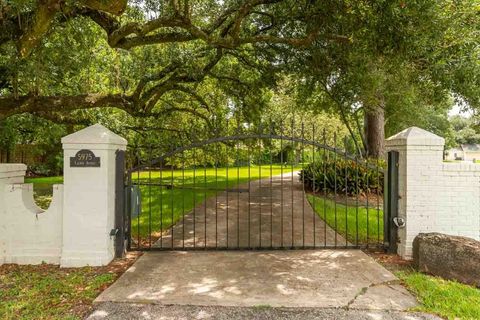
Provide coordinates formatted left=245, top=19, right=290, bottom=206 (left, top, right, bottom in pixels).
left=125, top=121, right=385, bottom=251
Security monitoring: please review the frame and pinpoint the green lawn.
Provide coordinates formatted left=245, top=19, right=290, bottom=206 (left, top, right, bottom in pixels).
left=397, top=269, right=480, bottom=320
left=0, top=264, right=115, bottom=320
left=24, top=165, right=301, bottom=240
left=131, top=165, right=300, bottom=240
left=24, top=168, right=381, bottom=246
left=306, top=194, right=383, bottom=245
left=25, top=176, right=64, bottom=186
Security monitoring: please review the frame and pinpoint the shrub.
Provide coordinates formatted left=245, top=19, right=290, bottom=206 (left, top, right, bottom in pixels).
left=300, top=157, right=384, bottom=196
left=28, top=153, right=63, bottom=176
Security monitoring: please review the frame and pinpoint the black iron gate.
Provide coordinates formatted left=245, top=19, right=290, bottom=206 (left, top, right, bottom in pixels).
left=124, top=122, right=388, bottom=251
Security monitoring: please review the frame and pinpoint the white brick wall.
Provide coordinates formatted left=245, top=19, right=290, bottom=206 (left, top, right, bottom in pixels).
left=386, top=127, right=480, bottom=259
left=0, top=164, right=63, bottom=265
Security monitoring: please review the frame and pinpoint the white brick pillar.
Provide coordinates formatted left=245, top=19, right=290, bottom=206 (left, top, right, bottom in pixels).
left=60, top=124, right=127, bottom=267
left=385, top=127, right=445, bottom=259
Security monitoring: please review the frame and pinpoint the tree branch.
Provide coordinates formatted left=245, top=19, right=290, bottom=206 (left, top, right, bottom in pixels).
left=0, top=93, right=132, bottom=120
left=2, top=0, right=127, bottom=57
left=32, top=111, right=92, bottom=126
left=125, top=125, right=184, bottom=133
left=17, top=0, right=60, bottom=58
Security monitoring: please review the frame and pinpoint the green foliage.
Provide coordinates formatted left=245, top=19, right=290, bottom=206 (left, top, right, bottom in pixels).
left=35, top=154, right=63, bottom=176
left=1, top=0, right=479, bottom=165
left=0, top=115, right=66, bottom=175
left=448, top=115, right=480, bottom=147
left=294, top=0, right=480, bottom=153
left=300, top=157, right=384, bottom=196
left=397, top=269, right=480, bottom=320
left=0, top=119, right=17, bottom=151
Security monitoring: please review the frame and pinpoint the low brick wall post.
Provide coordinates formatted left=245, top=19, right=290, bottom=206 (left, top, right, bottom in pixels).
left=0, top=164, right=27, bottom=264
left=386, top=127, right=480, bottom=259
left=0, top=164, right=63, bottom=265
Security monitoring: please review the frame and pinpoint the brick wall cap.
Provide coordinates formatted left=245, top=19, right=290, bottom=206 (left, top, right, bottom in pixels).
left=0, top=163, right=27, bottom=173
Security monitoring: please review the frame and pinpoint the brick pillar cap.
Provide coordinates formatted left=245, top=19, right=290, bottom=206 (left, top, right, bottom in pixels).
left=386, top=127, right=445, bottom=147
left=61, top=124, right=127, bottom=146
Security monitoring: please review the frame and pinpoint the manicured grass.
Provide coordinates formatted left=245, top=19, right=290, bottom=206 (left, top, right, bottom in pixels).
left=397, top=269, right=480, bottom=320
left=23, top=166, right=301, bottom=234
left=0, top=264, right=115, bottom=320
left=306, top=194, right=383, bottom=244
left=25, top=176, right=64, bottom=185
left=131, top=165, right=300, bottom=239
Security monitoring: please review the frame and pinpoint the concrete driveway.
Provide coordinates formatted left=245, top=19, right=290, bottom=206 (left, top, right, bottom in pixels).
left=89, top=172, right=428, bottom=319
left=94, top=250, right=417, bottom=310
left=153, top=172, right=346, bottom=249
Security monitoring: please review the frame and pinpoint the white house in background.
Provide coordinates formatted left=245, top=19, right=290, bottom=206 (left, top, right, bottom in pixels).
left=445, top=144, right=480, bottom=161
left=445, top=147, right=464, bottom=161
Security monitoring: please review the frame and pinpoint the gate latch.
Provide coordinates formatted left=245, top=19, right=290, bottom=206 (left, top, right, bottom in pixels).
left=393, top=217, right=406, bottom=228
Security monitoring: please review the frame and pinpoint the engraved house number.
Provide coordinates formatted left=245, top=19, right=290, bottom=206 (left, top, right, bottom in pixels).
left=70, top=149, right=101, bottom=167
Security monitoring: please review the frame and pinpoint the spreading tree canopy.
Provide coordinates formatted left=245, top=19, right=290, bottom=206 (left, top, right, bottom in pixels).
left=0, top=0, right=479, bottom=158
left=0, top=0, right=344, bottom=117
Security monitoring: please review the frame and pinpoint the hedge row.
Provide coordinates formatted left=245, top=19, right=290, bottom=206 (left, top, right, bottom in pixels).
left=300, top=158, right=384, bottom=196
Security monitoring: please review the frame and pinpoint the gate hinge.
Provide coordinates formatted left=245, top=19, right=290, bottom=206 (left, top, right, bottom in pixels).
left=110, top=228, right=119, bottom=237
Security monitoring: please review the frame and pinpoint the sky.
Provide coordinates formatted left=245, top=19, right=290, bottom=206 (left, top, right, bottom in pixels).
left=449, top=103, right=473, bottom=117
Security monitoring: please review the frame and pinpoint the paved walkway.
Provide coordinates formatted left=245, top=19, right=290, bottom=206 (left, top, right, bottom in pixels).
left=95, top=250, right=418, bottom=309
left=155, top=172, right=346, bottom=249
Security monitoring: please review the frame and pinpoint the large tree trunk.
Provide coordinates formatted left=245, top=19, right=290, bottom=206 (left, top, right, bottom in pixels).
left=364, top=104, right=385, bottom=159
